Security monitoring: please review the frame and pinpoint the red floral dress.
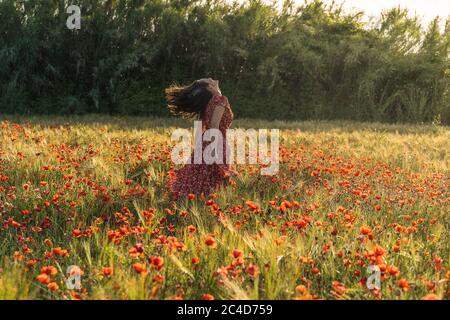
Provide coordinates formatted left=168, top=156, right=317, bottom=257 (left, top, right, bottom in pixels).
left=169, top=95, right=234, bottom=197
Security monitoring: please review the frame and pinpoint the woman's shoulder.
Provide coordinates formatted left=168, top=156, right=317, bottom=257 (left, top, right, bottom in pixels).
left=211, top=94, right=229, bottom=106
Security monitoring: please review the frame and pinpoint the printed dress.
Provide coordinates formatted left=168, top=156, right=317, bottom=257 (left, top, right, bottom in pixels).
left=169, top=95, right=234, bottom=196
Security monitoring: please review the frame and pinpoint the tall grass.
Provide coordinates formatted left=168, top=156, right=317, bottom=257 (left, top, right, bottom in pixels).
left=0, top=115, right=448, bottom=299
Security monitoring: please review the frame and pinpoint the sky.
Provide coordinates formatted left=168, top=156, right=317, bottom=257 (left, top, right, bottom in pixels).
left=321, top=0, right=450, bottom=27
left=256, top=0, right=450, bottom=29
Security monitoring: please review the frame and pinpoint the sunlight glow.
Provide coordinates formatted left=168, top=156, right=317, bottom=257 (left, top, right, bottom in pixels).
left=252, top=0, right=450, bottom=29
left=322, top=0, right=450, bottom=27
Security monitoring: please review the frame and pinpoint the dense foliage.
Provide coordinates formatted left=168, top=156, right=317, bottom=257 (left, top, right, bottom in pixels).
left=0, top=0, right=449, bottom=123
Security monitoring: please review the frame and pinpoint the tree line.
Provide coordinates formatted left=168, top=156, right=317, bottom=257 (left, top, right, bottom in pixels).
left=0, top=0, right=449, bottom=123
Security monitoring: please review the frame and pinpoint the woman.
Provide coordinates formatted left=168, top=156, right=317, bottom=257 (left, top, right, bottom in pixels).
left=166, top=78, right=235, bottom=197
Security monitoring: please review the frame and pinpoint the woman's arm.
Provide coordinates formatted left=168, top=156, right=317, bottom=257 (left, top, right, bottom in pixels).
left=209, top=104, right=225, bottom=129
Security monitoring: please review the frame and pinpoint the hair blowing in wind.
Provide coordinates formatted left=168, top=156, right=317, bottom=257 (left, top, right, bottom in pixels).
left=165, top=81, right=213, bottom=120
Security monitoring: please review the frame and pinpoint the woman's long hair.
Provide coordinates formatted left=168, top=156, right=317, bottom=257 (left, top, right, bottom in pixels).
left=165, top=80, right=213, bottom=120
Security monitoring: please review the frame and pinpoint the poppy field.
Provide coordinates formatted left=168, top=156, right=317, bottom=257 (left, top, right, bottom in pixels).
left=0, top=115, right=448, bottom=300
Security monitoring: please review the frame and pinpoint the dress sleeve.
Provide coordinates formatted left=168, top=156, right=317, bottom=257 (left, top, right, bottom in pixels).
left=204, top=95, right=228, bottom=129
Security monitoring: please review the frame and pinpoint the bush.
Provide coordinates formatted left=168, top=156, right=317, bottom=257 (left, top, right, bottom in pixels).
left=0, top=0, right=448, bottom=123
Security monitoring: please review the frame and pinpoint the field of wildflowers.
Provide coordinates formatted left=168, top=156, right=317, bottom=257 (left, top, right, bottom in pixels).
left=0, top=115, right=448, bottom=300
